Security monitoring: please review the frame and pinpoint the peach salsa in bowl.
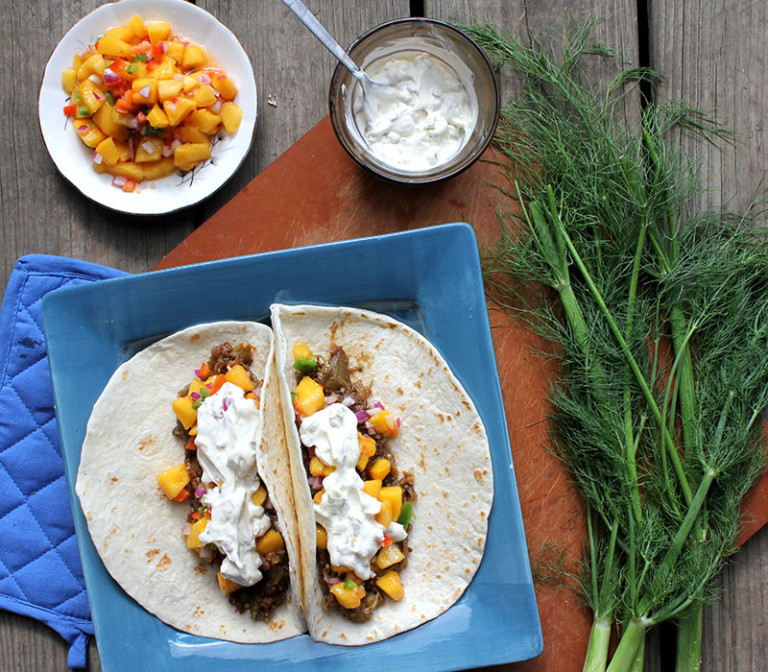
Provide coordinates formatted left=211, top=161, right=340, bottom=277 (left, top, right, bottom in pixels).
left=38, top=0, right=257, bottom=214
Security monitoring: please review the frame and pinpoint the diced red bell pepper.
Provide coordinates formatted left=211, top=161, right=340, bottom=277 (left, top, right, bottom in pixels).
left=173, top=487, right=191, bottom=502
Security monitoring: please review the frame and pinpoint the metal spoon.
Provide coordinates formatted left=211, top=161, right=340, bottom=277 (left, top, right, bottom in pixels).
left=281, top=0, right=380, bottom=90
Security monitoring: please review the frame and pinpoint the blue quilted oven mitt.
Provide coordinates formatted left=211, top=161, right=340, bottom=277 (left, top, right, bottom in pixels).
left=0, top=255, right=126, bottom=669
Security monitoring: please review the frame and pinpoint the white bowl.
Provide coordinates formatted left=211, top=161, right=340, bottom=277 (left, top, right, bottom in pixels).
left=38, top=0, right=257, bottom=215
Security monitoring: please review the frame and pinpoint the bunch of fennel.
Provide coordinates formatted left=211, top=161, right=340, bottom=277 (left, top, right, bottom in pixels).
left=464, top=21, right=768, bottom=672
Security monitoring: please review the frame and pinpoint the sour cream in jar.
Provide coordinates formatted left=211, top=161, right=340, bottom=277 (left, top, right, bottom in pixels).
left=352, top=51, right=479, bottom=172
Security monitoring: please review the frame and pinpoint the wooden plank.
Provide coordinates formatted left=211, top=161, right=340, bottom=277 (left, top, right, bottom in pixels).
left=650, top=1, right=768, bottom=671
left=422, top=2, right=649, bottom=671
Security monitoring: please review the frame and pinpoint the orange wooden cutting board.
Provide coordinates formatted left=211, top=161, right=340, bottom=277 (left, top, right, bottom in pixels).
left=153, top=116, right=768, bottom=671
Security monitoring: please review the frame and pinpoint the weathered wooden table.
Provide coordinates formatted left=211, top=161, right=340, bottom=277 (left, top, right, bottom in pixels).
left=1, top=1, right=765, bottom=670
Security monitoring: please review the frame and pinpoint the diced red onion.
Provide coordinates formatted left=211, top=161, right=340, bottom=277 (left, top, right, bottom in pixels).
left=373, top=401, right=384, bottom=410
left=341, top=395, right=355, bottom=407
left=198, top=547, right=214, bottom=560
left=92, top=151, right=103, bottom=165
left=199, top=73, right=210, bottom=84
left=138, top=85, right=151, bottom=99
left=141, top=140, right=155, bottom=154
left=127, top=117, right=139, bottom=131
left=306, top=445, right=316, bottom=458
left=170, top=138, right=181, bottom=149
left=195, top=485, right=206, bottom=499
left=210, top=99, right=223, bottom=114
left=111, top=175, right=127, bottom=187
left=324, top=393, right=338, bottom=405
left=161, top=144, right=173, bottom=157
left=190, top=391, right=201, bottom=401
left=102, top=68, right=120, bottom=84
left=222, top=397, right=232, bottom=412
left=77, top=125, right=88, bottom=132
left=322, top=569, right=341, bottom=586
left=88, top=74, right=102, bottom=85
left=308, top=476, right=323, bottom=490
left=366, top=407, right=383, bottom=417
left=355, top=410, right=369, bottom=422
left=181, top=524, right=191, bottom=536
left=128, top=137, right=135, bottom=159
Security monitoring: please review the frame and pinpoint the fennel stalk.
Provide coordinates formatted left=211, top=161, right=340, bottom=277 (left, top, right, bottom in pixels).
left=466, top=21, right=768, bottom=672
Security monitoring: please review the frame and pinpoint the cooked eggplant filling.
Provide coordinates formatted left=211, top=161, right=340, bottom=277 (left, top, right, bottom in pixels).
left=165, top=341, right=291, bottom=623
left=293, top=344, right=416, bottom=622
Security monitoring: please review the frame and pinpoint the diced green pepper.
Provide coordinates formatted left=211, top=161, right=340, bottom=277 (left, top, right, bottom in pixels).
left=293, top=356, right=317, bottom=373
left=396, top=501, right=413, bottom=527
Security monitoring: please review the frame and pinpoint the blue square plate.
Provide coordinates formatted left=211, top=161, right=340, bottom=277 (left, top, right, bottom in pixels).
left=42, top=223, right=542, bottom=672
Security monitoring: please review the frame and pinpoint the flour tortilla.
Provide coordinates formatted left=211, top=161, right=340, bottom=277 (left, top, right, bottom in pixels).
left=76, top=321, right=305, bottom=642
left=270, top=303, right=494, bottom=645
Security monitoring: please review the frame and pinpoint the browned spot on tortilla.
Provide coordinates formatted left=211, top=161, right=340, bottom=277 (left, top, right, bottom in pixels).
left=122, top=369, right=129, bottom=381
left=445, top=466, right=451, bottom=476
left=415, top=379, right=422, bottom=388
left=419, top=456, right=427, bottom=470
left=110, top=476, right=119, bottom=484
left=269, top=619, right=286, bottom=632
left=427, top=525, right=434, bottom=531
left=189, top=333, right=202, bottom=342
left=480, top=511, right=486, bottom=518
left=138, top=436, right=156, bottom=452
left=473, top=469, right=486, bottom=483
left=110, top=506, right=117, bottom=513
left=478, top=537, right=483, bottom=547
left=193, top=606, right=205, bottom=617
left=396, top=386, right=404, bottom=396
left=442, top=492, right=449, bottom=499
left=193, top=563, right=208, bottom=577
left=465, top=568, right=471, bottom=574
left=157, top=553, right=172, bottom=570
left=146, top=548, right=159, bottom=562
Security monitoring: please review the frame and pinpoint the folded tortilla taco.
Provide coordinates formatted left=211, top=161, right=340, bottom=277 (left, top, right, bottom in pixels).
left=270, top=303, right=494, bottom=645
left=75, top=321, right=305, bottom=643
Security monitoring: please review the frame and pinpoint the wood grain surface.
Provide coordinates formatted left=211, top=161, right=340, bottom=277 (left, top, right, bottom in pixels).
left=0, top=1, right=766, bottom=671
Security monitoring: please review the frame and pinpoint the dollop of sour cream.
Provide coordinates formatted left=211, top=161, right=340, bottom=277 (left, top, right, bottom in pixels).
left=300, top=403, right=393, bottom=580
left=195, top=381, right=269, bottom=587
left=353, top=51, right=478, bottom=172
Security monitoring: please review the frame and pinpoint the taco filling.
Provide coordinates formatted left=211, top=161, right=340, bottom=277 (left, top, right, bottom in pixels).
left=290, top=343, right=416, bottom=622
left=159, top=342, right=291, bottom=622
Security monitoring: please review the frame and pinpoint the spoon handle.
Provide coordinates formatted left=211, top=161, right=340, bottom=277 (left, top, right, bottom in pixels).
left=282, top=0, right=362, bottom=77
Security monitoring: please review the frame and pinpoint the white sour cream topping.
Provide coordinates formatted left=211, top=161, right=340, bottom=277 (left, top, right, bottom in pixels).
left=353, top=51, right=478, bottom=172
left=299, top=403, right=387, bottom=580
left=195, top=382, right=269, bottom=587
